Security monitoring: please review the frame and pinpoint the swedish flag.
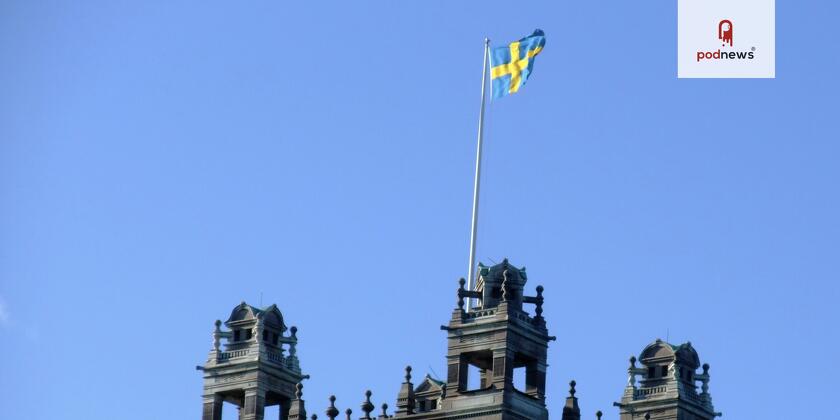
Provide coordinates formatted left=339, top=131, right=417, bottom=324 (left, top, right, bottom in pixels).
left=490, top=30, right=546, bottom=99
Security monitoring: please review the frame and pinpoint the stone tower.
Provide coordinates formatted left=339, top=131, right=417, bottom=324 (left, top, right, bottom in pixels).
left=615, top=339, right=721, bottom=420
left=382, top=259, right=554, bottom=420
left=199, top=302, right=306, bottom=420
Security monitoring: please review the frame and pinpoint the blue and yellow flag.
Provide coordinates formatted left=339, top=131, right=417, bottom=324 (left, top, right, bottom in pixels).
left=490, top=30, right=546, bottom=99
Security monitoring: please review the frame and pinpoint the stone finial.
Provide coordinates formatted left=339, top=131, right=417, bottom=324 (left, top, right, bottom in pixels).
left=627, top=356, right=638, bottom=387
left=701, top=363, right=711, bottom=395
left=534, top=285, right=544, bottom=318
left=380, top=403, right=389, bottom=417
left=344, top=408, right=352, bottom=420
left=325, top=396, right=339, bottom=420
left=395, top=365, right=416, bottom=414
left=562, top=380, right=581, bottom=420
left=361, top=390, right=374, bottom=419
left=311, top=415, right=317, bottom=420
left=289, top=382, right=307, bottom=420
left=501, top=270, right=510, bottom=301
left=596, top=411, right=602, bottom=420
left=213, top=320, right=222, bottom=351
left=288, top=325, right=300, bottom=371
left=457, top=278, right=466, bottom=309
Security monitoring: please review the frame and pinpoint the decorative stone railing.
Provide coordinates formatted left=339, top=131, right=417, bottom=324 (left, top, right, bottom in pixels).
left=634, top=385, right=667, bottom=398
left=465, top=308, right=541, bottom=327
left=217, top=349, right=249, bottom=361
left=682, top=388, right=703, bottom=403
left=266, top=350, right=285, bottom=364
left=466, top=309, right=496, bottom=318
left=512, top=311, right=533, bottom=323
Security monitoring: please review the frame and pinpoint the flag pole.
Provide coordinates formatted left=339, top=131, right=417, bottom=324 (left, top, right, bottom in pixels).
left=466, top=38, right=490, bottom=310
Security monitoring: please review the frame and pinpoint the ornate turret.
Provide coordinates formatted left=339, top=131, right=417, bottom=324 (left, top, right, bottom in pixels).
left=294, top=259, right=551, bottom=420
left=386, top=259, right=554, bottom=420
left=615, top=339, right=721, bottom=420
left=199, top=302, right=307, bottom=420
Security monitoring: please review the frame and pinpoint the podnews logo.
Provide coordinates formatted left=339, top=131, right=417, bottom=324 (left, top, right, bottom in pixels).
left=696, top=20, right=755, bottom=62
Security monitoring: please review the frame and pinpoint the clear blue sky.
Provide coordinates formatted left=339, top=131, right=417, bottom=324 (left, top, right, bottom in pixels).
left=2, top=1, right=838, bottom=419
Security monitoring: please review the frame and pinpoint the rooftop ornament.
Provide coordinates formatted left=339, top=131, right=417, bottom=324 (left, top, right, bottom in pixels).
left=325, top=395, right=339, bottom=420
left=360, top=390, right=374, bottom=419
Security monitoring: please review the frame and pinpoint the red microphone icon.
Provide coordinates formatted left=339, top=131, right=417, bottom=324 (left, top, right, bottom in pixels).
left=719, top=20, right=733, bottom=47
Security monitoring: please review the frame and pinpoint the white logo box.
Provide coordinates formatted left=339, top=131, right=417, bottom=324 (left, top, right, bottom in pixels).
left=678, top=0, right=775, bottom=78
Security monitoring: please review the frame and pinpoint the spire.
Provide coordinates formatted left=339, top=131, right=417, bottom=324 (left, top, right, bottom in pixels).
left=561, top=380, right=581, bottom=420
left=394, top=366, right=416, bottom=415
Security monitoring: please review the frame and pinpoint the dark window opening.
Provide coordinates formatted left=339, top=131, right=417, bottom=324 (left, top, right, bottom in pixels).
left=491, top=287, right=501, bottom=299
left=419, top=400, right=426, bottom=412
left=263, top=330, right=269, bottom=342
left=648, top=366, right=656, bottom=378
left=233, top=330, right=241, bottom=341
left=272, top=333, right=279, bottom=346
left=245, top=329, right=253, bottom=340
left=661, top=365, right=669, bottom=377
left=429, top=399, right=437, bottom=410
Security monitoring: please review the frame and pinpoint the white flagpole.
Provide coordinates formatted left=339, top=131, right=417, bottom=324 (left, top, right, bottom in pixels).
left=466, top=38, right=490, bottom=310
